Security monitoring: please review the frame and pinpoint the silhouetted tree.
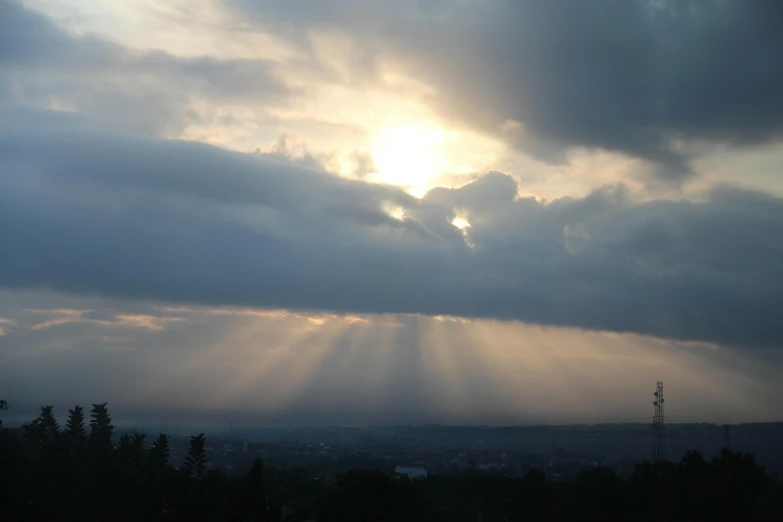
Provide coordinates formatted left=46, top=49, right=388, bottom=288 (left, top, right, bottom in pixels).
left=316, top=469, right=434, bottom=522
left=38, top=405, right=60, bottom=437
left=89, top=402, right=114, bottom=454
left=3, top=401, right=783, bottom=522
left=710, top=448, right=769, bottom=520
left=186, top=433, right=207, bottom=478
left=115, top=433, right=133, bottom=468
left=149, top=433, right=171, bottom=470
left=245, top=459, right=282, bottom=521
left=64, top=405, right=86, bottom=442
left=21, top=417, right=45, bottom=445
left=131, top=432, right=147, bottom=467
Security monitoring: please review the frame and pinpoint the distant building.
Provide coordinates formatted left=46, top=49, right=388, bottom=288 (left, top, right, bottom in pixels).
left=394, top=466, right=428, bottom=479
left=223, top=443, right=235, bottom=452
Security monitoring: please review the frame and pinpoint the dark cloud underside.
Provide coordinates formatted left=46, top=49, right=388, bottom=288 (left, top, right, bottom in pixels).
left=1, top=113, right=782, bottom=346
left=1, top=0, right=783, bottom=348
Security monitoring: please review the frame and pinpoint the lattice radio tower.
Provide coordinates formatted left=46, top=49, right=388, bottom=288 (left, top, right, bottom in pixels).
left=652, top=381, right=666, bottom=462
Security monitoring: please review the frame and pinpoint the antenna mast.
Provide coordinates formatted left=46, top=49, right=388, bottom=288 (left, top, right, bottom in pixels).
left=652, top=381, right=666, bottom=462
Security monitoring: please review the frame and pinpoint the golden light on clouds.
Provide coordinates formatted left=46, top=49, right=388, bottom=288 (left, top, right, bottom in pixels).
left=385, top=205, right=407, bottom=221
left=25, top=308, right=184, bottom=331
left=451, top=215, right=470, bottom=230
left=25, top=0, right=518, bottom=196
left=450, top=213, right=474, bottom=248
left=18, top=0, right=783, bottom=203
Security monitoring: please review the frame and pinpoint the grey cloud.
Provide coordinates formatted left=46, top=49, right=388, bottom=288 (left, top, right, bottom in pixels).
left=230, top=0, right=783, bottom=180
left=1, top=110, right=783, bottom=347
left=0, top=0, right=291, bottom=135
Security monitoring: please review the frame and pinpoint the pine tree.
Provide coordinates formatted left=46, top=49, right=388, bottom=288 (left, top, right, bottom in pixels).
left=115, top=433, right=133, bottom=463
left=38, top=405, right=60, bottom=436
left=149, top=433, right=171, bottom=470
left=89, top=403, right=114, bottom=452
left=64, top=405, right=86, bottom=442
left=247, top=459, right=273, bottom=521
left=185, top=433, right=207, bottom=478
left=21, top=418, right=45, bottom=445
left=131, top=432, right=147, bottom=467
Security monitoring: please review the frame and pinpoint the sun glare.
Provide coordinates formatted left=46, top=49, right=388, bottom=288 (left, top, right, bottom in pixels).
left=451, top=216, right=470, bottom=230
left=371, top=124, right=446, bottom=189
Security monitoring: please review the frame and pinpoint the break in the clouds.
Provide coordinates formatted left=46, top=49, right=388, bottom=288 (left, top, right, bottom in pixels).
left=2, top=111, right=783, bottom=347
left=230, top=0, right=783, bottom=180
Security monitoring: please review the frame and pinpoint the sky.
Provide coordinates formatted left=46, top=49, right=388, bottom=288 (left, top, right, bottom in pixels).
left=1, top=0, right=782, bottom=426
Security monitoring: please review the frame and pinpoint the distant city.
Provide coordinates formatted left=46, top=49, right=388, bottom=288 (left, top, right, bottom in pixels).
left=97, top=422, right=783, bottom=479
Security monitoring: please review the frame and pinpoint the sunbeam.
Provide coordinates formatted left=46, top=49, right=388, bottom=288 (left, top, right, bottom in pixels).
left=2, top=288, right=782, bottom=424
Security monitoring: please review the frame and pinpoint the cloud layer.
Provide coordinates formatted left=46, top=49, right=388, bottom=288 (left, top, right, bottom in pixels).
left=1, top=0, right=782, bottom=349
left=0, top=0, right=292, bottom=136
left=2, top=110, right=782, bottom=346
left=231, top=0, right=783, bottom=180
left=5, top=0, right=783, bottom=183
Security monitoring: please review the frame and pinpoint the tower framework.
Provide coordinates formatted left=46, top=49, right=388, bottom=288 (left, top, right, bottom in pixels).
left=652, top=381, right=666, bottom=462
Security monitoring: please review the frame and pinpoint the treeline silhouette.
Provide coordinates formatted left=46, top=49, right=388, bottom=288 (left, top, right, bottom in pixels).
left=1, top=403, right=782, bottom=521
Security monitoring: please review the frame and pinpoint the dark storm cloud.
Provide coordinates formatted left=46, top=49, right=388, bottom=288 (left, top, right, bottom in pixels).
left=1, top=111, right=783, bottom=347
left=230, top=0, right=783, bottom=180
left=0, top=0, right=292, bottom=134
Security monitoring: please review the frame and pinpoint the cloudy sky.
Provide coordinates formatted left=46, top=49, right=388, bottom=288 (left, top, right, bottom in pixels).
left=1, top=0, right=782, bottom=426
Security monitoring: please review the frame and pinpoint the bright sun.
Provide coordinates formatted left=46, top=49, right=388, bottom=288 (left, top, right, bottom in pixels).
left=371, top=124, right=446, bottom=190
